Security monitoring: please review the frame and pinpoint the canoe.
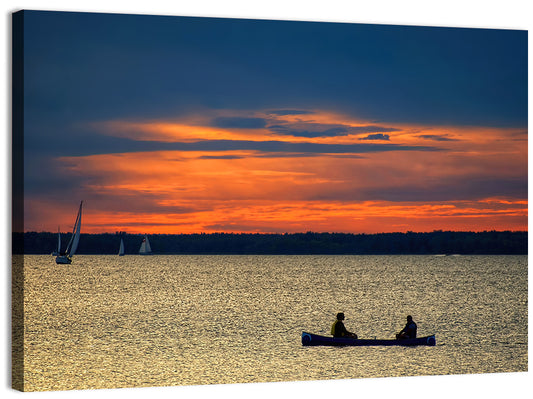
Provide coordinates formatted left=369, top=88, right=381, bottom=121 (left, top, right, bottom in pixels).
left=301, top=332, right=436, bottom=347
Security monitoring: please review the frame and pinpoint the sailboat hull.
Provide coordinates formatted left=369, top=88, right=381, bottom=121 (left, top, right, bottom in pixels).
left=55, top=255, right=72, bottom=264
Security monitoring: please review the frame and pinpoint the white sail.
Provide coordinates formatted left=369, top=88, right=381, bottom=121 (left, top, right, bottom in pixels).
left=56, top=201, right=83, bottom=264
left=69, top=201, right=82, bottom=256
left=118, top=238, right=125, bottom=256
left=139, top=235, right=152, bottom=255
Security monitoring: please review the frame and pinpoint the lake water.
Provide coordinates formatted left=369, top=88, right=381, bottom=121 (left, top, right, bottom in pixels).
left=19, top=255, right=527, bottom=391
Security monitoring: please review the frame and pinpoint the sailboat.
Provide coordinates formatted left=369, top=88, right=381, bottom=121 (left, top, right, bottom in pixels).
left=51, top=226, right=61, bottom=256
left=118, top=238, right=125, bottom=256
left=139, top=235, right=152, bottom=255
left=55, top=201, right=83, bottom=264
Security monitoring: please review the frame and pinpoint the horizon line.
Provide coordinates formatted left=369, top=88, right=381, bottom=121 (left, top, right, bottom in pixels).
left=19, top=229, right=528, bottom=235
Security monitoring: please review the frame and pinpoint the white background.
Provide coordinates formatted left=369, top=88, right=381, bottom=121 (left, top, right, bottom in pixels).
left=1, top=1, right=531, bottom=398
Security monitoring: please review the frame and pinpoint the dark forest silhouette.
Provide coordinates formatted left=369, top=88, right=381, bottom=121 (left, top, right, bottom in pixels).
left=17, top=230, right=527, bottom=255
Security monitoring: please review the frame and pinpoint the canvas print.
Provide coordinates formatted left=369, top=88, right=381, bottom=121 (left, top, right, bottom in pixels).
left=12, top=10, right=527, bottom=392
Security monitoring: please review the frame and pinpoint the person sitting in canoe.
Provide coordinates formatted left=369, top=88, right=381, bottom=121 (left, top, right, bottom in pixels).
left=331, top=312, right=358, bottom=339
left=396, top=315, right=417, bottom=339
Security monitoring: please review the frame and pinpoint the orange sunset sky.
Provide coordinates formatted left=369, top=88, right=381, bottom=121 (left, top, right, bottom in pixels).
left=20, top=12, right=527, bottom=234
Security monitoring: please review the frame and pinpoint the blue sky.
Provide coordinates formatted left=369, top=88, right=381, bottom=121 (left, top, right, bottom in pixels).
left=24, top=11, right=526, bottom=128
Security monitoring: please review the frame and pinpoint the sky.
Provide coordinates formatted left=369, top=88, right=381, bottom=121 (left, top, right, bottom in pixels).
left=19, top=10, right=528, bottom=234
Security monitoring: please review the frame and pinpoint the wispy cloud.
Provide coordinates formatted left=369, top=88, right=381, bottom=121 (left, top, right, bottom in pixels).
left=210, top=117, right=268, bottom=129
left=268, top=122, right=400, bottom=138
left=268, top=124, right=349, bottom=138
left=267, top=109, right=315, bottom=116
left=417, top=134, right=460, bottom=142
left=130, top=139, right=442, bottom=155
left=359, top=134, right=390, bottom=141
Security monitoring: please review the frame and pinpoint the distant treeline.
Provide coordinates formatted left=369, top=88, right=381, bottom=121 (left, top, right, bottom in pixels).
left=16, top=230, right=527, bottom=255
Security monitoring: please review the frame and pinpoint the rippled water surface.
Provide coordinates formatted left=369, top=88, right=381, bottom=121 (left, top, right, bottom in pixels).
left=21, top=255, right=527, bottom=391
